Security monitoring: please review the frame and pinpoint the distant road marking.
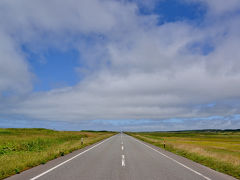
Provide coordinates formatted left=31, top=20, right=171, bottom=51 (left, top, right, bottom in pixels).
left=122, top=155, right=125, bottom=166
left=131, top=136, right=211, bottom=180
left=30, top=135, right=115, bottom=180
left=122, top=145, right=124, bottom=150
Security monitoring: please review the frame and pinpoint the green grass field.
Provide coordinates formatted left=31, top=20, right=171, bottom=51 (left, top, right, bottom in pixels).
left=127, top=130, right=240, bottom=179
left=0, top=128, right=115, bottom=179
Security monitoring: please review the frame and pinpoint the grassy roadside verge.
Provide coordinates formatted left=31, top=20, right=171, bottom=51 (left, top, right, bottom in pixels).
left=0, top=128, right=116, bottom=179
left=126, top=131, right=240, bottom=179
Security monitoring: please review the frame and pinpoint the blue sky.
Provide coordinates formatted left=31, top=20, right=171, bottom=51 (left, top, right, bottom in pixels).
left=0, top=0, right=240, bottom=131
left=138, top=0, right=206, bottom=23
left=23, top=47, right=80, bottom=91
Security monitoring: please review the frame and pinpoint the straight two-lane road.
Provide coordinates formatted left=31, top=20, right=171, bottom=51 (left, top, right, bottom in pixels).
left=7, top=133, right=236, bottom=180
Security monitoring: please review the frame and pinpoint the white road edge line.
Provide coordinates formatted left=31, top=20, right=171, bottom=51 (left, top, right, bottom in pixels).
left=122, top=155, right=125, bottom=166
left=30, top=135, right=115, bottom=180
left=131, top=137, right=211, bottom=180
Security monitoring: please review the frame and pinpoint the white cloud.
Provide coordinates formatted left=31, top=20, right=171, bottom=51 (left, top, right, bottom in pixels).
left=186, top=0, right=240, bottom=15
left=0, top=0, right=140, bottom=40
left=204, top=0, right=240, bottom=15
left=0, top=31, right=32, bottom=99
left=0, top=0, right=240, bottom=130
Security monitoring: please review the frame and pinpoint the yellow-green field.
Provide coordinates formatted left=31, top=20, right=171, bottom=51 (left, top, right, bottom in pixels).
left=127, top=131, right=240, bottom=179
left=0, top=128, right=116, bottom=179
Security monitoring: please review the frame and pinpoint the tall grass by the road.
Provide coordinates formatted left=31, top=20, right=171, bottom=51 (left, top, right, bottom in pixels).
left=127, top=131, right=240, bottom=179
left=0, top=128, right=115, bottom=179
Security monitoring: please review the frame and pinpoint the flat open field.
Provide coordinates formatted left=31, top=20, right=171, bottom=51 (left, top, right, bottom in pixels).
left=0, top=128, right=115, bottom=179
left=127, top=131, right=240, bottom=179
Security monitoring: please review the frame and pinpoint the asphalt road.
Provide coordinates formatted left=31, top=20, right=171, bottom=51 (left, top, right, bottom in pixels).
left=7, top=133, right=236, bottom=180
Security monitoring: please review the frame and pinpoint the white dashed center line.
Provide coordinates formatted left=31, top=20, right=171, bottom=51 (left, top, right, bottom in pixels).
left=122, top=155, right=125, bottom=166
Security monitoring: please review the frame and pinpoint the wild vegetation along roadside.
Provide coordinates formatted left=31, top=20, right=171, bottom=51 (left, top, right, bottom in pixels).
left=0, top=128, right=116, bottom=179
left=126, top=130, right=240, bottom=179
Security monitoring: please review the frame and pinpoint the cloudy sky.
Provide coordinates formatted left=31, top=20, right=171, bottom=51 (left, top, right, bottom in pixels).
left=0, top=0, right=240, bottom=131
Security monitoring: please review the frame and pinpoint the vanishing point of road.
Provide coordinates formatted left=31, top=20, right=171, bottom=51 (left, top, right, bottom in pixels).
left=7, top=133, right=236, bottom=180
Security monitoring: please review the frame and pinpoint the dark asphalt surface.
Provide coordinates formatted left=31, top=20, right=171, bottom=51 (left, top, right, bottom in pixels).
left=6, top=133, right=236, bottom=180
